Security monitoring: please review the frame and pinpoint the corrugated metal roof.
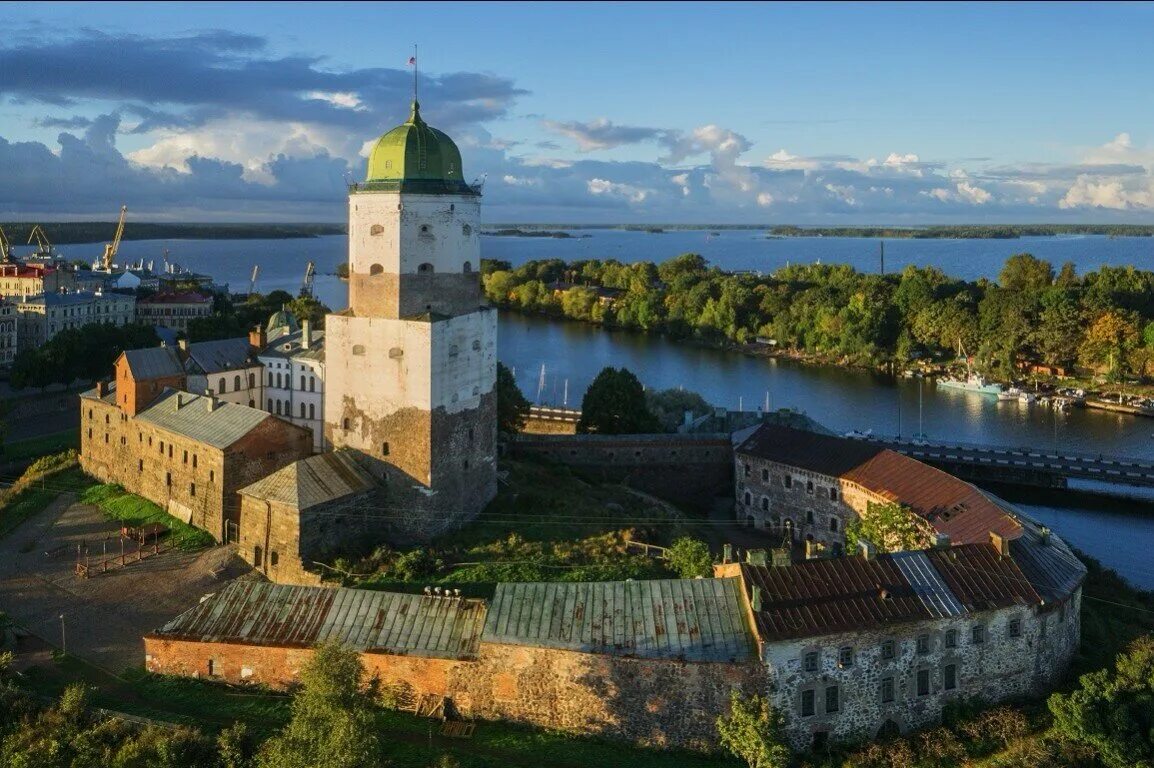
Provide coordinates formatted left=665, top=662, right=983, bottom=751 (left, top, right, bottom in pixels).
left=136, top=388, right=274, bottom=448
left=740, top=558, right=932, bottom=642
left=737, top=425, right=1022, bottom=545
left=924, top=544, right=1041, bottom=612
left=185, top=338, right=256, bottom=375
left=483, top=579, right=754, bottom=662
left=1009, top=526, right=1086, bottom=605
left=152, top=581, right=487, bottom=659
left=239, top=451, right=376, bottom=510
left=889, top=551, right=965, bottom=617
left=122, top=347, right=184, bottom=380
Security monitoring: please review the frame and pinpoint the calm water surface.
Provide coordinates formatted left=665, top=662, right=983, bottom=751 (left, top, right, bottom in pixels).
left=49, top=233, right=1154, bottom=589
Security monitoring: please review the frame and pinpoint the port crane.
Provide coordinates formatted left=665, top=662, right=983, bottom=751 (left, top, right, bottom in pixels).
left=0, top=226, right=11, bottom=262
left=299, top=261, right=316, bottom=298
left=27, top=225, right=52, bottom=257
left=248, top=265, right=260, bottom=296
left=101, top=205, right=128, bottom=271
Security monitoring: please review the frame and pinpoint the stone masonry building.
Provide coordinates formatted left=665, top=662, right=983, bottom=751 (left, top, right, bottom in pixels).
left=80, top=347, right=312, bottom=543
left=734, top=424, right=1022, bottom=552
left=323, top=99, right=498, bottom=539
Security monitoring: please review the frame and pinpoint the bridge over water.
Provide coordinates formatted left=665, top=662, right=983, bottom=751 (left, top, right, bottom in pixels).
left=865, top=436, right=1154, bottom=491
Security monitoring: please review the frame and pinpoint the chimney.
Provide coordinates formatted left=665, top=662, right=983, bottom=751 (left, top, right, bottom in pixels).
left=989, top=531, right=1010, bottom=557
left=205, top=392, right=219, bottom=412
left=858, top=538, right=877, bottom=561
left=805, top=539, right=821, bottom=560
left=750, top=586, right=763, bottom=612
left=723, top=543, right=733, bottom=564
left=934, top=533, right=951, bottom=550
left=301, top=319, right=311, bottom=350
left=771, top=547, right=791, bottom=567
left=175, top=393, right=185, bottom=409
left=249, top=325, right=267, bottom=350
left=95, top=380, right=108, bottom=397
left=1039, top=525, right=1051, bottom=546
left=746, top=549, right=768, bottom=566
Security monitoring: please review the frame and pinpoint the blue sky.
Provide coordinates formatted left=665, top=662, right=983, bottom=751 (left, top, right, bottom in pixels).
left=2, top=1, right=1154, bottom=223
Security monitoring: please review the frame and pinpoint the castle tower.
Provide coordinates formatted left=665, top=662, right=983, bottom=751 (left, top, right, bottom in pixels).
left=324, top=100, right=497, bottom=537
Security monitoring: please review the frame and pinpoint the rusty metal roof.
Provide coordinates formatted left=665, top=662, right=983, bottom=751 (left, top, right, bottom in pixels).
left=737, top=425, right=1022, bottom=545
left=482, top=579, right=754, bottom=662
left=923, top=544, right=1041, bottom=612
left=738, top=558, right=933, bottom=642
left=151, top=581, right=487, bottom=659
left=239, top=451, right=376, bottom=510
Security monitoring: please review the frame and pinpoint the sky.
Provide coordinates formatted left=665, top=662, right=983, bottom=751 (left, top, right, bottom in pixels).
left=2, top=1, right=1154, bottom=224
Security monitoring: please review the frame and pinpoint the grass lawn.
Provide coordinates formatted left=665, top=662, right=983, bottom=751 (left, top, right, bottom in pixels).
left=0, top=465, right=93, bottom=538
left=351, top=457, right=703, bottom=593
left=2, top=430, right=79, bottom=463
left=80, top=483, right=215, bottom=551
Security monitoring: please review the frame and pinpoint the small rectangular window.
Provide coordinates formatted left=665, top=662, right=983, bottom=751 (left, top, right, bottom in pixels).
left=784, top=475, right=793, bottom=489
left=830, top=488, right=838, bottom=502
left=944, top=664, right=957, bottom=691
left=916, top=634, right=930, bottom=655
left=972, top=624, right=985, bottom=645
left=825, top=685, right=840, bottom=714
left=801, top=689, right=815, bottom=717
left=189, top=483, right=196, bottom=497
left=917, top=669, right=930, bottom=696
left=881, top=676, right=895, bottom=703
left=207, top=659, right=216, bottom=676
left=270, top=551, right=279, bottom=567
left=881, top=640, right=895, bottom=660
left=1009, top=618, right=1022, bottom=638
left=944, top=629, right=958, bottom=649
left=803, top=651, right=819, bottom=672
left=138, top=459, right=144, bottom=472
left=806, top=480, right=814, bottom=495
left=165, top=472, right=171, bottom=487
left=743, top=463, right=751, bottom=477
left=838, top=647, right=854, bottom=668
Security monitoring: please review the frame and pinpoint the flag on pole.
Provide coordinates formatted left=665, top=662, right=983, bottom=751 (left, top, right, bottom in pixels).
left=408, top=56, right=416, bottom=65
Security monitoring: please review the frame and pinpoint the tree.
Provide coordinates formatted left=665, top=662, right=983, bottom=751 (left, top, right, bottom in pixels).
left=287, top=296, right=331, bottom=329
left=845, top=501, right=930, bottom=553
left=999, top=253, right=1054, bottom=292
left=577, top=367, right=659, bottom=434
left=646, top=387, right=713, bottom=433
left=667, top=537, right=712, bottom=578
left=257, top=641, right=382, bottom=768
left=1049, top=636, right=1154, bottom=768
left=496, top=362, right=530, bottom=434
left=1079, top=310, right=1140, bottom=377
left=716, top=690, right=791, bottom=768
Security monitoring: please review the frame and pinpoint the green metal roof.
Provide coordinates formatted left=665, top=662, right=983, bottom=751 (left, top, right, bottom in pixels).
left=361, top=101, right=478, bottom=196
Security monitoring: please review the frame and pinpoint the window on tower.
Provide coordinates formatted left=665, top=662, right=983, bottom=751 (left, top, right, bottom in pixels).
left=370, top=224, right=384, bottom=236
left=418, top=262, right=434, bottom=273
left=369, top=263, right=384, bottom=275
left=463, top=261, right=473, bottom=273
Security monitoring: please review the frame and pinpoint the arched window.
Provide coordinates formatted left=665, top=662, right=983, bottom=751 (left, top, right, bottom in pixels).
left=370, top=224, right=384, bottom=236
left=309, top=378, right=315, bottom=392
left=308, top=403, right=315, bottom=419
left=342, top=418, right=350, bottom=430
left=417, top=262, right=434, bottom=274
left=369, top=263, right=384, bottom=275
left=743, top=491, right=751, bottom=506
left=463, top=261, right=473, bottom=273
left=300, top=375, right=305, bottom=390
left=234, top=375, right=241, bottom=391
left=276, top=373, right=282, bottom=388
left=300, top=402, right=306, bottom=418
left=219, top=377, right=226, bottom=393
left=267, top=398, right=273, bottom=411
left=249, top=373, right=255, bottom=388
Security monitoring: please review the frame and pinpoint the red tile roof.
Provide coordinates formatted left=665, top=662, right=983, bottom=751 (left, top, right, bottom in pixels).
left=924, top=544, right=1040, bottom=612
left=737, top=425, right=1022, bottom=544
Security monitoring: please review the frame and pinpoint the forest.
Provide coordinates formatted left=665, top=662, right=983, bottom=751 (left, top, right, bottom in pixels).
left=482, top=252, right=1154, bottom=380
left=0, top=222, right=345, bottom=247
left=770, top=224, right=1154, bottom=238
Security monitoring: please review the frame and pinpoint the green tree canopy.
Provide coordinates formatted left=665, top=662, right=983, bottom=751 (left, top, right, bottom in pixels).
left=645, top=387, right=713, bottom=433
left=257, top=641, right=382, bottom=768
left=577, top=367, right=659, bottom=435
left=667, top=537, right=713, bottom=579
left=1049, top=636, right=1154, bottom=768
left=496, top=362, right=531, bottom=434
left=715, top=690, right=791, bottom=768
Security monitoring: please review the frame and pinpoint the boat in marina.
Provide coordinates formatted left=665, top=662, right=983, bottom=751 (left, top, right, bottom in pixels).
left=936, top=373, right=1004, bottom=396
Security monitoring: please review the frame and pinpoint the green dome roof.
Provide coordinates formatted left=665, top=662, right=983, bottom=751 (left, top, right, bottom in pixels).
left=362, top=101, right=478, bottom=196
left=266, top=308, right=299, bottom=336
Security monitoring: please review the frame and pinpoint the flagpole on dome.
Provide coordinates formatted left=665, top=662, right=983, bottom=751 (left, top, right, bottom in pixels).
left=409, top=45, right=418, bottom=105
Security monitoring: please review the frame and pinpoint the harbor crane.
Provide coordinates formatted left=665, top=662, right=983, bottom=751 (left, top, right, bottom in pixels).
left=299, top=261, right=316, bottom=298
left=248, top=264, right=260, bottom=296
left=27, top=225, right=52, bottom=257
left=101, top=205, right=128, bottom=271
left=0, top=226, right=11, bottom=262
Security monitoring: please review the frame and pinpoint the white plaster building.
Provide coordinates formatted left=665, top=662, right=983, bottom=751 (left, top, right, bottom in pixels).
left=258, top=318, right=325, bottom=452
left=182, top=337, right=264, bottom=408
left=16, top=291, right=136, bottom=350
